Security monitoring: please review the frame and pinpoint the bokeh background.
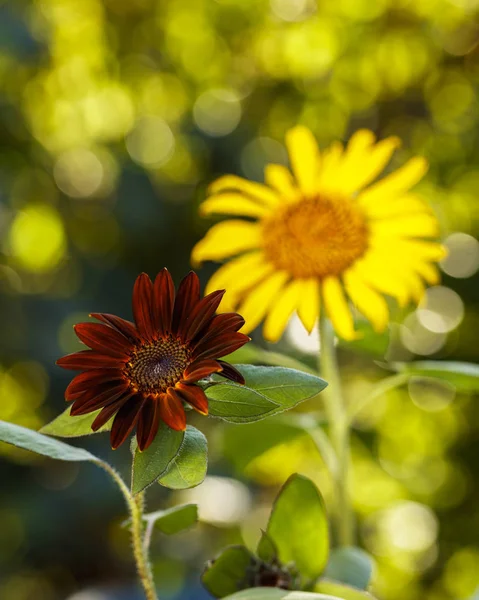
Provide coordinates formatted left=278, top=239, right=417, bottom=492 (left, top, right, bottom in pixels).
left=0, top=0, right=479, bottom=599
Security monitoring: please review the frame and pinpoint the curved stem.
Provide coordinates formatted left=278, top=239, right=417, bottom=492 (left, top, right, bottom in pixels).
left=98, top=462, right=158, bottom=600
left=318, top=314, right=355, bottom=547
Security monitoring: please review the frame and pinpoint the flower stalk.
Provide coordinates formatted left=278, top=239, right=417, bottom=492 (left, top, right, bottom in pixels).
left=318, top=313, right=355, bottom=547
left=98, top=462, right=158, bottom=600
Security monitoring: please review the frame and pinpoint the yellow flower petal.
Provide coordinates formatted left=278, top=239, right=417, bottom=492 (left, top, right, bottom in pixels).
left=263, top=279, right=303, bottom=342
left=285, top=126, right=320, bottom=195
left=264, top=163, right=299, bottom=201
left=359, top=156, right=428, bottom=205
left=344, top=270, right=389, bottom=333
left=341, top=135, right=401, bottom=195
left=238, top=271, right=290, bottom=334
left=297, top=278, right=320, bottom=333
left=316, top=141, right=344, bottom=194
left=370, top=213, right=440, bottom=239
left=359, top=193, right=429, bottom=219
left=351, top=257, right=410, bottom=307
left=204, top=252, right=273, bottom=307
left=321, top=276, right=357, bottom=340
left=191, top=220, right=260, bottom=266
left=209, top=175, right=280, bottom=207
left=415, top=262, right=440, bottom=285
left=200, top=193, right=271, bottom=219
left=371, top=239, right=447, bottom=262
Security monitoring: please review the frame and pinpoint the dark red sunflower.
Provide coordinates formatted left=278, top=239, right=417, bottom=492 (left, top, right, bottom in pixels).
left=57, top=269, right=249, bottom=451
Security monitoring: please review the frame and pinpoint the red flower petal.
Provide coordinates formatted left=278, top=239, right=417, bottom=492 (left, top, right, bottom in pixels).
left=74, top=323, right=132, bottom=358
left=193, top=332, right=250, bottom=361
left=136, top=397, right=161, bottom=451
left=176, top=383, right=209, bottom=415
left=70, top=382, right=129, bottom=416
left=91, top=393, right=133, bottom=431
left=154, top=268, right=175, bottom=337
left=171, top=272, right=200, bottom=336
left=110, top=396, right=145, bottom=449
left=90, top=313, right=141, bottom=344
left=159, top=390, right=187, bottom=431
left=194, top=312, right=245, bottom=344
left=65, top=369, right=124, bottom=400
left=57, top=351, right=127, bottom=370
left=183, top=289, right=225, bottom=341
left=132, top=273, right=156, bottom=341
left=217, top=360, right=245, bottom=385
left=182, top=359, right=222, bottom=383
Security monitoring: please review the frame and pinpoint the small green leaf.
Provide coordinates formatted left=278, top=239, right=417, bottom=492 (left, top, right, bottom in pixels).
left=131, top=422, right=184, bottom=495
left=202, top=545, right=253, bottom=598
left=0, top=420, right=99, bottom=463
left=229, top=344, right=316, bottom=375
left=257, top=530, right=278, bottom=562
left=315, top=581, right=376, bottom=600
left=207, top=365, right=327, bottom=424
left=394, top=361, right=479, bottom=392
left=339, top=322, right=390, bottom=358
left=223, top=590, right=341, bottom=600
left=323, top=548, right=374, bottom=591
left=223, top=419, right=305, bottom=473
left=40, top=407, right=112, bottom=437
left=266, top=474, right=329, bottom=581
left=158, top=425, right=207, bottom=489
left=144, top=503, right=198, bottom=535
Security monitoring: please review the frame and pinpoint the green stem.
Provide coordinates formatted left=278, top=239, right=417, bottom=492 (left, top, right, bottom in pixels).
left=98, top=463, right=158, bottom=600
left=318, top=313, right=354, bottom=547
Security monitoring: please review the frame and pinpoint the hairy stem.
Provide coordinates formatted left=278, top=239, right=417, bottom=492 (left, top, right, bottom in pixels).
left=318, top=314, right=355, bottom=547
left=98, top=463, right=158, bottom=600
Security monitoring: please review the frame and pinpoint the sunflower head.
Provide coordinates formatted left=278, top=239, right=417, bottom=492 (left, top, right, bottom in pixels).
left=57, top=269, right=249, bottom=451
left=192, top=126, right=446, bottom=342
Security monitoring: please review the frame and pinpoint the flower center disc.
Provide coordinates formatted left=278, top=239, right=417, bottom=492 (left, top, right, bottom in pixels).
left=125, top=336, right=191, bottom=395
left=261, top=196, right=369, bottom=279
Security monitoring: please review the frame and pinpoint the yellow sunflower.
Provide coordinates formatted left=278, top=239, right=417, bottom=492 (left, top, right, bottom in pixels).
left=192, top=127, right=446, bottom=342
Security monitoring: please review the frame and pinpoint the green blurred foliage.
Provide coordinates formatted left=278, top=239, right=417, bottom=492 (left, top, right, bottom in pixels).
left=0, top=0, right=478, bottom=599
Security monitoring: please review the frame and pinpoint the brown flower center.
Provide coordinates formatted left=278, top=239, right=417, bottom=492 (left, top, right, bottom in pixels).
left=261, top=195, right=369, bottom=279
left=124, top=336, right=191, bottom=395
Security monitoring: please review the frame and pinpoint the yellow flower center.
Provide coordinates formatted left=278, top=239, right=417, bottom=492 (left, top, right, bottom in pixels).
left=124, top=336, right=191, bottom=395
left=261, top=196, right=369, bottom=279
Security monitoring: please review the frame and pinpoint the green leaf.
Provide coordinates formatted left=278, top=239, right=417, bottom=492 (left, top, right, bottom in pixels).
left=394, top=361, right=479, bottom=392
left=223, top=419, right=305, bottom=473
left=158, top=425, right=207, bottom=489
left=40, top=407, right=112, bottom=437
left=323, top=548, right=374, bottom=591
left=266, top=474, right=329, bottom=581
left=207, top=365, right=327, bottom=424
left=229, top=344, right=316, bottom=375
left=315, top=581, right=376, bottom=600
left=257, top=530, right=278, bottom=562
left=223, top=590, right=342, bottom=600
left=0, top=420, right=99, bottom=463
left=202, top=545, right=253, bottom=598
left=144, top=503, right=198, bottom=535
left=131, top=422, right=184, bottom=495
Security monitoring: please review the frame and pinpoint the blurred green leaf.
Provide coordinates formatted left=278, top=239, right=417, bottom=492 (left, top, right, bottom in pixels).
left=207, top=365, right=327, bottom=424
left=257, top=530, right=278, bottom=562
left=229, top=345, right=316, bottom=375
left=202, top=545, right=253, bottom=598
left=339, top=322, right=390, bottom=358
left=158, top=425, right=207, bottom=489
left=266, top=474, right=329, bottom=581
left=315, top=581, right=376, bottom=599
left=0, top=420, right=99, bottom=463
left=144, top=503, right=198, bottom=535
left=223, top=590, right=342, bottom=599
left=323, top=548, right=374, bottom=591
left=393, top=361, right=479, bottom=392
left=40, top=407, right=111, bottom=437
left=223, top=419, right=305, bottom=473
left=131, top=422, right=184, bottom=494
